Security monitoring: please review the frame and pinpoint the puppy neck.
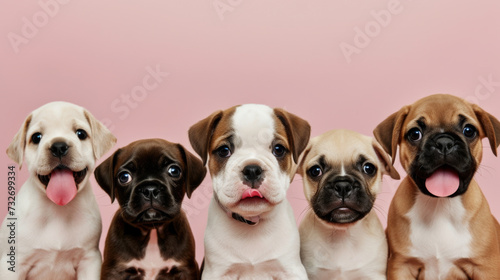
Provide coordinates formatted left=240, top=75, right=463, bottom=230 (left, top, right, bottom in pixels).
left=129, top=219, right=174, bottom=236
left=213, top=193, right=261, bottom=226
left=410, top=191, right=466, bottom=225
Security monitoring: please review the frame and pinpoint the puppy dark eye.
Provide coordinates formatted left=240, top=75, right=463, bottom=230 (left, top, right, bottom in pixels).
left=408, top=128, right=423, bottom=142
left=308, top=165, right=323, bottom=178
left=272, top=144, right=286, bottom=158
left=168, top=165, right=181, bottom=178
left=363, top=163, right=376, bottom=175
left=216, top=146, right=231, bottom=158
left=118, top=172, right=132, bottom=185
left=31, top=132, right=42, bottom=144
left=463, top=124, right=477, bottom=139
left=76, top=129, right=88, bottom=140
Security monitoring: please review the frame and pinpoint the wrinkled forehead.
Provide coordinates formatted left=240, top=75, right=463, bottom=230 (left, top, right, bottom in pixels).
left=406, top=96, right=478, bottom=128
left=307, top=132, right=376, bottom=168
left=27, top=104, right=89, bottom=135
left=120, top=141, right=182, bottom=165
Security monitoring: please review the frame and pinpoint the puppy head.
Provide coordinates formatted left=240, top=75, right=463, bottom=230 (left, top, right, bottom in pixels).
left=298, top=130, right=399, bottom=226
left=6, top=101, right=116, bottom=205
left=374, top=94, right=500, bottom=198
left=189, top=104, right=310, bottom=217
left=94, top=139, right=206, bottom=226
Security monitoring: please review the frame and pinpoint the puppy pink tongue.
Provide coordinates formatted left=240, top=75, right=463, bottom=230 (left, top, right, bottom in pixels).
left=241, top=189, right=263, bottom=199
left=425, top=168, right=460, bottom=197
left=46, top=169, right=77, bottom=206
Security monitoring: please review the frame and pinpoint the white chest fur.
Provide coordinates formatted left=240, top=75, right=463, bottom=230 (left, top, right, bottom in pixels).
left=407, top=194, right=472, bottom=279
left=300, top=211, right=387, bottom=280
left=125, top=230, right=182, bottom=280
left=203, top=200, right=307, bottom=279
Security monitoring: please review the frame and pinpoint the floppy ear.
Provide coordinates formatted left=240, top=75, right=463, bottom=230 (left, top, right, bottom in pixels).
left=296, top=144, right=312, bottom=177
left=84, top=110, right=117, bottom=159
left=188, top=110, right=223, bottom=165
left=6, top=114, right=32, bottom=169
left=273, top=108, right=311, bottom=163
left=472, top=104, right=500, bottom=156
left=177, top=144, right=207, bottom=198
left=373, top=106, right=410, bottom=164
left=372, top=139, right=400, bottom=180
left=94, top=149, right=120, bottom=203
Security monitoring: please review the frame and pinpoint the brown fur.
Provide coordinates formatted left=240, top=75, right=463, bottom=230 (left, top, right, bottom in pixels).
left=95, top=139, right=205, bottom=280
left=374, top=94, right=500, bottom=279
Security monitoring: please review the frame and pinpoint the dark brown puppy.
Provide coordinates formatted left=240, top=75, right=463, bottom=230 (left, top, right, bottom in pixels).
left=95, top=139, right=206, bottom=280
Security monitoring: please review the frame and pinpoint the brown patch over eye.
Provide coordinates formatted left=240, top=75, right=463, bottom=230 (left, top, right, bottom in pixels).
left=273, top=116, right=293, bottom=174
left=207, top=109, right=236, bottom=176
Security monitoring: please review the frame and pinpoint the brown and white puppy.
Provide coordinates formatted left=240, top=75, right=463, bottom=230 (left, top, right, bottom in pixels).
left=298, top=129, right=400, bottom=280
left=95, top=139, right=206, bottom=280
left=374, top=94, right=500, bottom=279
left=0, top=101, right=116, bottom=279
left=188, top=104, right=310, bottom=279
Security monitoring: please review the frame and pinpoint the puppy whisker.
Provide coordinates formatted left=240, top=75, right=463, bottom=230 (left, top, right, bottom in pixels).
left=372, top=205, right=388, bottom=220
left=476, top=164, right=494, bottom=177
left=298, top=205, right=311, bottom=221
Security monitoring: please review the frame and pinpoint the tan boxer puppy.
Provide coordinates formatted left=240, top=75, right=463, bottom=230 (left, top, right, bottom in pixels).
left=374, top=94, right=500, bottom=279
left=298, top=129, right=400, bottom=280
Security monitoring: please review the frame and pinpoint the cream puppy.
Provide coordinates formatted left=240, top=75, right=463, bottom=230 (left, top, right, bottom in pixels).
left=0, top=101, right=116, bottom=279
left=298, top=130, right=400, bottom=280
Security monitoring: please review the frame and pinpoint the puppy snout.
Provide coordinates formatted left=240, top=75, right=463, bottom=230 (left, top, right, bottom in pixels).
left=138, top=185, right=161, bottom=200
left=434, top=134, right=456, bottom=155
left=242, top=165, right=263, bottom=186
left=333, top=181, right=354, bottom=198
left=325, top=176, right=360, bottom=199
left=50, top=142, right=69, bottom=158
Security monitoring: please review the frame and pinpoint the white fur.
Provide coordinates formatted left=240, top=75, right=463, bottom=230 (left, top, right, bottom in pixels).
left=212, top=105, right=289, bottom=215
left=0, top=102, right=115, bottom=279
left=300, top=211, right=387, bottom=280
left=407, top=193, right=472, bottom=279
left=124, top=230, right=182, bottom=280
left=340, top=164, right=346, bottom=176
left=202, top=104, right=307, bottom=279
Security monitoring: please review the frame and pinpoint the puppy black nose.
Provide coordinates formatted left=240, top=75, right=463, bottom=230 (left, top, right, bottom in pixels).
left=435, top=135, right=455, bottom=155
left=139, top=186, right=160, bottom=200
left=242, top=165, right=263, bottom=184
left=333, top=181, right=354, bottom=198
left=50, top=142, right=69, bottom=158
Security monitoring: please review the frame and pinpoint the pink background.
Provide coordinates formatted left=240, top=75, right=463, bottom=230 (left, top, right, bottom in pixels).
left=1, top=0, right=499, bottom=264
